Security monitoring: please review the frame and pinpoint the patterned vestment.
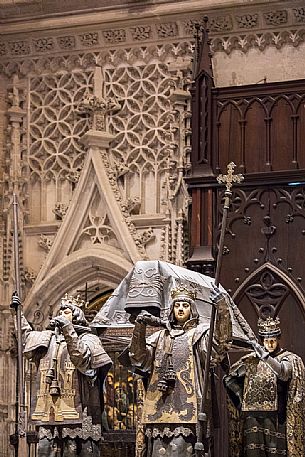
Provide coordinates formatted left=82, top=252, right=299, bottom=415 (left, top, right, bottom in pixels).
left=224, top=350, right=305, bottom=457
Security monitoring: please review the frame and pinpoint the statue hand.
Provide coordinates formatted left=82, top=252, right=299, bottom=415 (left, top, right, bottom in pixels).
left=135, top=311, right=151, bottom=325
left=10, top=292, right=21, bottom=310
left=252, top=341, right=269, bottom=360
left=52, top=315, right=71, bottom=329
left=209, top=286, right=225, bottom=307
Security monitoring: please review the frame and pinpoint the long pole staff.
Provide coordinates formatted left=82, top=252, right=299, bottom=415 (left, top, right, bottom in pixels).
left=195, top=162, right=244, bottom=457
left=12, top=193, right=27, bottom=457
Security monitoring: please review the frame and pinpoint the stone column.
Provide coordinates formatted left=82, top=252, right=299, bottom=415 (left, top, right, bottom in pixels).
left=0, top=74, right=27, bottom=456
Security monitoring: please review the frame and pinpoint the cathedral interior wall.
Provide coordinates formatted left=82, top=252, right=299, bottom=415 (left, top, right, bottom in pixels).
left=0, top=0, right=305, bottom=455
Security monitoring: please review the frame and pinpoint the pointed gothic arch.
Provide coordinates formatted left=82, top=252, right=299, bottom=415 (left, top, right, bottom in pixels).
left=233, top=261, right=305, bottom=316
left=231, top=261, right=305, bottom=359
left=24, top=247, right=133, bottom=326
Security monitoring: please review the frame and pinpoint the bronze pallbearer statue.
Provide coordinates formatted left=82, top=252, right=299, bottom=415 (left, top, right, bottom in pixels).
left=12, top=293, right=112, bottom=457
left=224, top=315, right=305, bottom=457
left=126, top=285, right=232, bottom=457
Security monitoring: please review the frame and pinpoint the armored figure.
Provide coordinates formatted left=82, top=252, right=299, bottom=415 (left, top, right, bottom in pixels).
left=14, top=294, right=112, bottom=457
left=224, top=316, right=305, bottom=457
left=127, top=286, right=232, bottom=457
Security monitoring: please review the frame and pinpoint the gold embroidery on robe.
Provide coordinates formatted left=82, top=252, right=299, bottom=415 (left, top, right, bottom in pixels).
left=142, top=328, right=197, bottom=424
left=32, top=339, right=79, bottom=423
left=242, top=358, right=277, bottom=412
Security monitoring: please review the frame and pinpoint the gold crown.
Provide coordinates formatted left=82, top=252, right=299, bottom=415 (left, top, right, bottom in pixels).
left=258, top=316, right=281, bottom=337
left=61, top=293, right=88, bottom=309
left=170, top=287, right=196, bottom=303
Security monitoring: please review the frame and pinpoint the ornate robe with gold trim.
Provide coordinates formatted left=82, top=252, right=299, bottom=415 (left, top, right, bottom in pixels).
left=129, top=302, right=232, bottom=457
left=22, top=315, right=112, bottom=441
left=224, top=350, right=305, bottom=457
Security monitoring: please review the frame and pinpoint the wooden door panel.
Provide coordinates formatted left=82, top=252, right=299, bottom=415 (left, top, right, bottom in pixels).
left=218, top=184, right=305, bottom=362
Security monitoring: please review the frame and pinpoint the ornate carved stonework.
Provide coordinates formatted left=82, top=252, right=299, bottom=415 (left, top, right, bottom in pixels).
left=53, top=203, right=69, bottom=220
left=293, top=7, right=305, bottom=23
left=235, top=14, right=258, bottom=29
left=0, top=1, right=305, bottom=456
left=209, top=15, right=233, bottom=32
left=38, top=234, right=53, bottom=252
left=0, top=2, right=304, bottom=62
left=23, top=267, right=37, bottom=286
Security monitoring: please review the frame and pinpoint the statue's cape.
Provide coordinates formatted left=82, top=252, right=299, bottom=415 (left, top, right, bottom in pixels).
left=91, top=260, right=251, bottom=347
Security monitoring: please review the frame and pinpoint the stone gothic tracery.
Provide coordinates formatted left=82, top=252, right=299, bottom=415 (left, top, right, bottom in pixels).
left=1, top=1, right=305, bottom=455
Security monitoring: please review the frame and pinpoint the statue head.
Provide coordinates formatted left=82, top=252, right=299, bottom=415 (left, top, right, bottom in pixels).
left=58, top=294, right=88, bottom=327
left=258, top=316, right=281, bottom=353
left=168, top=287, right=198, bottom=325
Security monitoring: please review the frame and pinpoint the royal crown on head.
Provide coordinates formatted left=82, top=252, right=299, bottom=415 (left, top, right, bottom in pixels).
left=60, top=293, right=87, bottom=309
left=170, top=287, right=196, bottom=304
left=258, top=316, right=281, bottom=337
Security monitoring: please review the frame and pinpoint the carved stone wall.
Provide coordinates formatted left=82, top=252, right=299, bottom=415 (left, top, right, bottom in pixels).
left=0, top=7, right=194, bottom=455
left=1, top=0, right=305, bottom=455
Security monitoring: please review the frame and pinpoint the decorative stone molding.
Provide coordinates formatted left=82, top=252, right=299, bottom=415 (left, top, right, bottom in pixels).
left=57, top=35, right=76, bottom=49
left=293, top=7, right=305, bottom=23
left=156, top=22, right=178, bottom=38
left=235, top=14, right=258, bottom=29
left=23, top=267, right=37, bottom=285
left=80, top=209, right=119, bottom=246
left=99, top=150, right=147, bottom=258
left=0, top=42, right=193, bottom=78
left=3, top=231, right=13, bottom=283
left=7, top=40, right=30, bottom=56
left=130, top=26, right=152, bottom=41
left=67, top=170, right=81, bottom=183
left=212, top=29, right=305, bottom=54
left=38, top=234, right=53, bottom=252
left=1, top=4, right=305, bottom=62
left=53, top=202, right=69, bottom=220
left=32, top=37, right=55, bottom=53
left=263, top=10, right=288, bottom=26
left=77, top=92, right=121, bottom=132
left=121, top=197, right=141, bottom=216
left=209, top=15, right=233, bottom=32
left=0, top=43, right=6, bottom=56
left=103, top=29, right=126, bottom=43
left=137, top=228, right=155, bottom=247
left=79, top=32, right=99, bottom=47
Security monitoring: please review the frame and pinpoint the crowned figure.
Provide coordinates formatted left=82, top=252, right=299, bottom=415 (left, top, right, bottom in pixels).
left=12, top=293, right=112, bottom=457
left=224, top=315, right=305, bottom=457
left=127, top=285, right=232, bottom=457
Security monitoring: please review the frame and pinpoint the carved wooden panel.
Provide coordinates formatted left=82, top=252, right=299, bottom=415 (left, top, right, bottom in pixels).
left=218, top=183, right=305, bottom=359
left=213, top=80, right=305, bottom=174
left=188, top=21, right=305, bottom=457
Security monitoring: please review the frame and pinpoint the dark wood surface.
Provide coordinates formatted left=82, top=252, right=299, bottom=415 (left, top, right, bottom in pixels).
left=188, top=47, right=305, bottom=455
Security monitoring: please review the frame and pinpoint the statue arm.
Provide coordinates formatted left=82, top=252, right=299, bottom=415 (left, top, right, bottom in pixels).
left=18, top=313, right=52, bottom=362
left=212, top=295, right=232, bottom=361
left=61, top=322, right=92, bottom=373
left=265, top=357, right=292, bottom=381
left=20, top=312, right=33, bottom=343
left=252, top=343, right=292, bottom=381
left=129, top=321, right=154, bottom=371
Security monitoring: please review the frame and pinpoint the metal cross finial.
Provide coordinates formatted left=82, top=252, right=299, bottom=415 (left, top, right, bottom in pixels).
left=217, top=162, right=244, bottom=193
